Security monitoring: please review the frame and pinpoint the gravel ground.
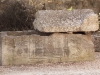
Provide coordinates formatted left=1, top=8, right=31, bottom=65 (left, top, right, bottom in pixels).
left=0, top=52, right=100, bottom=75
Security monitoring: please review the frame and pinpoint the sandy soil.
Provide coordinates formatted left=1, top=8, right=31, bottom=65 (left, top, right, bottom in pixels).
left=0, top=52, right=100, bottom=75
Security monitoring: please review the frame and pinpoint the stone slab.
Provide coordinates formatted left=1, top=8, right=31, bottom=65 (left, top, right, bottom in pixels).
left=33, top=9, right=99, bottom=32
left=0, top=31, right=95, bottom=65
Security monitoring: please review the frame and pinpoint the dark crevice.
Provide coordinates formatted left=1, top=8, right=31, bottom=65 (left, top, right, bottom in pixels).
left=60, top=32, right=86, bottom=35
left=73, top=32, right=86, bottom=35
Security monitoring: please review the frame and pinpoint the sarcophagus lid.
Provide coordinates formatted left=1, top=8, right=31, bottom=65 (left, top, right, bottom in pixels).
left=33, top=9, right=99, bottom=32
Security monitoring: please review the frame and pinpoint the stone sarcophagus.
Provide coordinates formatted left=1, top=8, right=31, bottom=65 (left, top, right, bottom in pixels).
left=0, top=9, right=99, bottom=66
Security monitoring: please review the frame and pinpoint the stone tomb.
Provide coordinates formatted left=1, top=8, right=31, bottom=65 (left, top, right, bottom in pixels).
left=0, top=31, right=95, bottom=65
left=0, top=9, right=99, bottom=65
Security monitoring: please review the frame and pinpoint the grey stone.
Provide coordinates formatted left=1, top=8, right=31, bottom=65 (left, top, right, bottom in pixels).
left=0, top=31, right=95, bottom=65
left=92, top=32, right=100, bottom=52
left=33, top=9, right=99, bottom=32
left=83, top=0, right=89, bottom=7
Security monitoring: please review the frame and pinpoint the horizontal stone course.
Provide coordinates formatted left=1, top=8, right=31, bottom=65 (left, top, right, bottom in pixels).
left=33, top=9, right=99, bottom=32
left=0, top=31, right=94, bottom=65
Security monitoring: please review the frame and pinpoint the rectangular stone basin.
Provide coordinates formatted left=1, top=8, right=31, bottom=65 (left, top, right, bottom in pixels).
left=0, top=31, right=94, bottom=66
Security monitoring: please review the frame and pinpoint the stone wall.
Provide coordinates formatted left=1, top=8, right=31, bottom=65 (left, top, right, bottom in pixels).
left=92, top=32, right=100, bottom=52
left=10, top=0, right=100, bottom=13
left=17, top=0, right=100, bottom=13
left=0, top=0, right=100, bottom=31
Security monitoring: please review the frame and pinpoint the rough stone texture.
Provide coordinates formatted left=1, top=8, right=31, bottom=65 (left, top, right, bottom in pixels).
left=0, top=31, right=94, bottom=66
left=92, top=31, right=100, bottom=52
left=33, top=9, right=99, bottom=32
left=0, top=0, right=100, bottom=14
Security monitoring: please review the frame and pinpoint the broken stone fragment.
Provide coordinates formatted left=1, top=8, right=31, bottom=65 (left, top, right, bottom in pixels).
left=33, top=9, right=99, bottom=32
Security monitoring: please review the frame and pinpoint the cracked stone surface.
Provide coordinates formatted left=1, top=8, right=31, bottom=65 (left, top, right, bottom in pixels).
left=33, top=9, right=99, bottom=32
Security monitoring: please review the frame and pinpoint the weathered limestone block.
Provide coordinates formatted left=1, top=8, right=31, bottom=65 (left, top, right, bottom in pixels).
left=0, top=31, right=94, bottom=65
left=33, top=9, right=99, bottom=32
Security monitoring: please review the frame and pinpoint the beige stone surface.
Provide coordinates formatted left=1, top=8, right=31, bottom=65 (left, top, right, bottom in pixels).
left=33, top=9, right=99, bottom=32
left=0, top=31, right=94, bottom=65
left=0, top=53, right=100, bottom=75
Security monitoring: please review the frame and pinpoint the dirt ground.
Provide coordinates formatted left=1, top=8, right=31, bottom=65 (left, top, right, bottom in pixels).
left=0, top=52, right=100, bottom=75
